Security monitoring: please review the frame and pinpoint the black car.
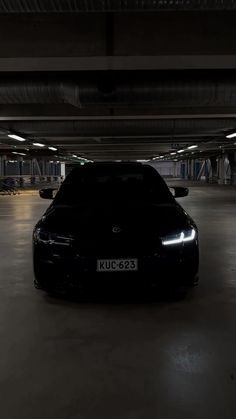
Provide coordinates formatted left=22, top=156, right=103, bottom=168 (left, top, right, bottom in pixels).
left=33, top=162, right=199, bottom=292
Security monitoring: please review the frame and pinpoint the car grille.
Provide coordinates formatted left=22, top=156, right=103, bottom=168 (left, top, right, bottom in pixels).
left=73, top=229, right=159, bottom=257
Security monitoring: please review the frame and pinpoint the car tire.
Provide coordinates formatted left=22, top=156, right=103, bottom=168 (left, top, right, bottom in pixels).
left=33, top=255, right=54, bottom=291
left=189, top=274, right=199, bottom=287
left=33, top=259, right=47, bottom=290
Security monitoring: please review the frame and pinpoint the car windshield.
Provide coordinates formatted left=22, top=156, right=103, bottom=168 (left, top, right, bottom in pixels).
left=54, top=165, right=173, bottom=205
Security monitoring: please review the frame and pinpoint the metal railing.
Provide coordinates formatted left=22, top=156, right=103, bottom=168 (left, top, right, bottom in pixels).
left=0, top=175, right=64, bottom=194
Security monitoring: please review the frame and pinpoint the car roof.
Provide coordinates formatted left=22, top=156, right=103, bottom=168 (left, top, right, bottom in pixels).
left=63, top=162, right=168, bottom=189
left=66, top=162, right=159, bottom=178
left=74, top=161, right=142, bottom=169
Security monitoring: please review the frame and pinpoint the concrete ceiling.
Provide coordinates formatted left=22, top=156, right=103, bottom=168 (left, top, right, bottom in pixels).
left=0, top=4, right=236, bottom=163
left=0, top=0, right=235, bottom=13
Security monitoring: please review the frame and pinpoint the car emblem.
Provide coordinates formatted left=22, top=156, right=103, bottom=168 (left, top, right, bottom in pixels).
left=112, top=226, right=121, bottom=234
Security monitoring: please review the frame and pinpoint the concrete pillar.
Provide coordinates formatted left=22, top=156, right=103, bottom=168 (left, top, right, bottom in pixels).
left=41, top=160, right=46, bottom=177
left=0, top=155, right=7, bottom=176
left=217, top=157, right=224, bottom=184
left=60, top=163, right=65, bottom=180
left=30, top=159, right=36, bottom=184
left=190, top=159, right=194, bottom=180
left=49, top=162, right=53, bottom=177
left=217, top=154, right=231, bottom=184
left=209, top=157, right=218, bottom=183
left=184, top=159, right=195, bottom=180
left=204, top=159, right=212, bottom=183
left=180, top=162, right=186, bottom=179
left=186, top=160, right=190, bottom=179
left=45, top=161, right=52, bottom=182
left=173, top=161, right=177, bottom=177
left=17, top=157, right=24, bottom=187
left=197, top=160, right=204, bottom=180
left=55, top=162, right=60, bottom=177
left=228, top=152, right=236, bottom=185
left=45, top=162, right=50, bottom=175
left=193, top=159, right=201, bottom=180
left=17, top=157, right=23, bottom=176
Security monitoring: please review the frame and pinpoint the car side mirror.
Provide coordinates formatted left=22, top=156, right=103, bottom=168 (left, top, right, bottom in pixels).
left=39, top=188, right=57, bottom=199
left=170, top=186, right=189, bottom=198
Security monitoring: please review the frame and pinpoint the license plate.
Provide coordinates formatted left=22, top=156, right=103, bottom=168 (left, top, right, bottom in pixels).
left=97, top=258, right=138, bottom=272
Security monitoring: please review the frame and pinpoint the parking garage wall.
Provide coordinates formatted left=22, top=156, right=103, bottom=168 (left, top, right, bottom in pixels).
left=148, top=161, right=181, bottom=178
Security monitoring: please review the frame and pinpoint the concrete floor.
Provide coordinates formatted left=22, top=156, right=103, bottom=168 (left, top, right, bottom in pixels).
left=0, top=185, right=236, bottom=419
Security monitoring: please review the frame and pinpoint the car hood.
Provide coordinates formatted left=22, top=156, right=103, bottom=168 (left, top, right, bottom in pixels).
left=39, top=201, right=193, bottom=237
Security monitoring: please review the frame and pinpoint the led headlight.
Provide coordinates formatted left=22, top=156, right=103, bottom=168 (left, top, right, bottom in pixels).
left=34, top=228, right=74, bottom=246
left=162, top=228, right=196, bottom=246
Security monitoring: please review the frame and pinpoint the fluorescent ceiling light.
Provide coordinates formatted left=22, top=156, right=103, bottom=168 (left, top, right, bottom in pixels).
left=48, top=146, right=57, bottom=151
left=187, top=145, right=198, bottom=150
left=226, top=132, right=236, bottom=139
left=177, top=149, right=185, bottom=153
left=33, top=142, right=45, bottom=147
left=12, top=152, right=26, bottom=156
left=170, top=152, right=176, bottom=155
left=8, top=134, right=26, bottom=142
left=72, top=154, right=89, bottom=161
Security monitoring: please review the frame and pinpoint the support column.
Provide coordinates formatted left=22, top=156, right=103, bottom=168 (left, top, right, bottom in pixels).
left=60, top=163, right=65, bottom=180
left=33, top=159, right=42, bottom=177
left=45, top=161, right=52, bottom=182
left=30, top=159, right=36, bottom=184
left=41, top=160, right=46, bottom=177
left=180, top=161, right=188, bottom=179
left=193, top=160, right=200, bottom=180
left=17, top=156, right=23, bottom=176
left=17, top=156, right=24, bottom=187
left=209, top=157, right=218, bottom=183
left=52, top=163, right=56, bottom=176
left=189, top=159, right=195, bottom=180
left=49, top=161, right=54, bottom=177
left=0, top=155, right=7, bottom=176
left=197, top=160, right=206, bottom=181
left=186, top=160, right=191, bottom=180
left=205, top=159, right=212, bottom=183
left=173, top=161, right=177, bottom=178
left=218, top=154, right=231, bottom=184
left=228, top=152, right=236, bottom=185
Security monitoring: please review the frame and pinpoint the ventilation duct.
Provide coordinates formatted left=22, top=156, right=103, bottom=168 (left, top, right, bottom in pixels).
left=0, top=78, right=236, bottom=109
left=0, top=81, right=81, bottom=107
left=0, top=0, right=234, bottom=12
left=2, top=118, right=235, bottom=137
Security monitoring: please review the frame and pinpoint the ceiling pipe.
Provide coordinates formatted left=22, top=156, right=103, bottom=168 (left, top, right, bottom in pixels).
left=0, top=81, right=81, bottom=107
left=1, top=78, right=236, bottom=109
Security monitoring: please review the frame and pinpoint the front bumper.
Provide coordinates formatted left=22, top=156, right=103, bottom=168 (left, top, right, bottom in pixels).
left=33, top=243, right=199, bottom=291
